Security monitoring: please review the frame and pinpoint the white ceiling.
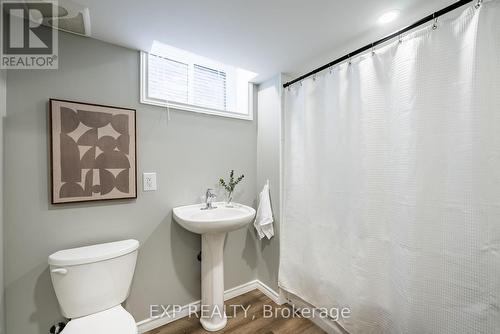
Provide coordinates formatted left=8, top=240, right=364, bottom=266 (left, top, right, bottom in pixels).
left=77, top=0, right=455, bottom=82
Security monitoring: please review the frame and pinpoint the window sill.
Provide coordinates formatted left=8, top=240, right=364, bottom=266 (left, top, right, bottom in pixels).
left=140, top=97, right=254, bottom=121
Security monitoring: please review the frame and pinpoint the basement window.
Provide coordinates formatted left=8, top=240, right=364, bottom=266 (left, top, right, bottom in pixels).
left=140, top=42, right=257, bottom=120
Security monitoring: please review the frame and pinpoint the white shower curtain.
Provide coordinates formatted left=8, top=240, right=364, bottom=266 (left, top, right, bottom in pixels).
left=280, top=2, right=500, bottom=333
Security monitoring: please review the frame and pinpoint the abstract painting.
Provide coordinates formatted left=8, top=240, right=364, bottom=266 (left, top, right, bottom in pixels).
left=50, top=99, right=137, bottom=204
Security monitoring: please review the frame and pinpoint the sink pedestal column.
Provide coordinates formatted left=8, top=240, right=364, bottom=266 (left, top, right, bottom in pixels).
left=200, top=232, right=227, bottom=331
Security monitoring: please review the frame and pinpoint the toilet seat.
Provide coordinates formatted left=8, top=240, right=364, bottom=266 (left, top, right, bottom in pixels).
left=61, top=305, right=137, bottom=334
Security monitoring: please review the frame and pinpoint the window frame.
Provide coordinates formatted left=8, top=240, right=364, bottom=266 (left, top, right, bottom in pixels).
left=140, top=52, right=254, bottom=121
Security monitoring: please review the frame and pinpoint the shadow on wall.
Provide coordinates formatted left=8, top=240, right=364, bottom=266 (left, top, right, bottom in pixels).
left=5, top=263, right=63, bottom=334
left=242, top=228, right=257, bottom=269
left=252, top=186, right=279, bottom=289
left=126, top=207, right=260, bottom=322
left=32, top=267, right=64, bottom=332
left=169, top=215, right=202, bottom=297
left=166, top=211, right=259, bottom=296
left=124, top=212, right=202, bottom=321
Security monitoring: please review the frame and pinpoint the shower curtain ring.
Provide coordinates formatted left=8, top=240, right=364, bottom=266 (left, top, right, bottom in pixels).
left=432, top=17, right=438, bottom=30
left=348, top=54, right=352, bottom=66
left=371, top=43, right=375, bottom=56
left=475, top=0, right=482, bottom=8
left=398, top=34, right=403, bottom=44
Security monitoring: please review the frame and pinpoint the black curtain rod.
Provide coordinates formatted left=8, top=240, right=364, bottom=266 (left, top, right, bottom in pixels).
left=283, top=0, right=476, bottom=88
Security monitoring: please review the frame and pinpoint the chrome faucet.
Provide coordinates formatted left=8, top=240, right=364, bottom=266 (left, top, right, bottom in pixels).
left=201, top=188, right=217, bottom=210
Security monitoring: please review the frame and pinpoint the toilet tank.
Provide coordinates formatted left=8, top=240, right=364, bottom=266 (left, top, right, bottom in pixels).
left=48, top=239, right=139, bottom=318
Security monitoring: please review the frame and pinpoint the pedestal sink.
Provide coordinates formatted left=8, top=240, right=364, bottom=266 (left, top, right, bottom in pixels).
left=173, top=202, right=256, bottom=331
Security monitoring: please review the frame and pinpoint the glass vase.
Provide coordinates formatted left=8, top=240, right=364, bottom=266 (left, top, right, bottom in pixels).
left=225, top=191, right=234, bottom=207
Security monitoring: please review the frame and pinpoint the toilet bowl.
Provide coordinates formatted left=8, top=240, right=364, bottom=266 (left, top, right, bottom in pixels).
left=48, top=239, right=140, bottom=334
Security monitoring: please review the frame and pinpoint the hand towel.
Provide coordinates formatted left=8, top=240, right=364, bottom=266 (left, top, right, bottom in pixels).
left=254, top=180, right=274, bottom=239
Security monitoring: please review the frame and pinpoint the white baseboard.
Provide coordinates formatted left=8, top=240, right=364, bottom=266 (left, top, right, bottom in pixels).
left=223, top=280, right=259, bottom=300
left=136, top=279, right=284, bottom=333
left=254, top=280, right=286, bottom=305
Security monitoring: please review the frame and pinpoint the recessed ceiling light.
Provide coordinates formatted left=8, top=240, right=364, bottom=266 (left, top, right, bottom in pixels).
left=378, top=10, right=400, bottom=25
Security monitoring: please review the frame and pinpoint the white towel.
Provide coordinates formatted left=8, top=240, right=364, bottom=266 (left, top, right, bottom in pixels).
left=254, top=180, right=274, bottom=239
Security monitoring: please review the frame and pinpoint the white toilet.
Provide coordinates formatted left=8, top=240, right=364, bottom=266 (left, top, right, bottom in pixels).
left=48, top=239, right=140, bottom=334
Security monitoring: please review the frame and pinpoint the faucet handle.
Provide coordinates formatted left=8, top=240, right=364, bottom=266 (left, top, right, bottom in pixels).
left=201, top=188, right=217, bottom=210
left=206, top=188, right=216, bottom=198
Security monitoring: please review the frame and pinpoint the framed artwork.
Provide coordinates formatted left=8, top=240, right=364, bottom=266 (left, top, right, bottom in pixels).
left=50, top=99, right=137, bottom=204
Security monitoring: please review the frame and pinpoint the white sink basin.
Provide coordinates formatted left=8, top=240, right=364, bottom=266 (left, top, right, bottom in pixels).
left=173, top=202, right=256, bottom=234
left=173, top=202, right=256, bottom=332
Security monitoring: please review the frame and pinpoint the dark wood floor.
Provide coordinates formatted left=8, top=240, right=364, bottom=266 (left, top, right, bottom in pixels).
left=146, top=289, right=326, bottom=334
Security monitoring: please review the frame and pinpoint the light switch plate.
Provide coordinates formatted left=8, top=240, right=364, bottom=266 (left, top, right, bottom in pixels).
left=143, top=172, right=157, bottom=191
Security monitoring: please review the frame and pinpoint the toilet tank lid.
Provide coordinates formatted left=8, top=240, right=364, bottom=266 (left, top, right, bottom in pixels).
left=48, top=239, right=139, bottom=266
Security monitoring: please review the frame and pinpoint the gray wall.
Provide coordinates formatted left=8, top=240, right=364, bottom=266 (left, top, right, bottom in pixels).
left=1, top=69, right=6, bottom=334
left=4, top=32, right=260, bottom=334
left=255, top=75, right=282, bottom=291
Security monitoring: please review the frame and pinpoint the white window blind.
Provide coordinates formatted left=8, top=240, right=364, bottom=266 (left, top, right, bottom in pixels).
left=147, top=54, right=188, bottom=103
left=193, top=64, right=227, bottom=110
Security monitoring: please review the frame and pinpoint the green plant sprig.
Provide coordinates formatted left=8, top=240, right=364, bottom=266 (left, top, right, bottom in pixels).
left=219, top=170, right=244, bottom=193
